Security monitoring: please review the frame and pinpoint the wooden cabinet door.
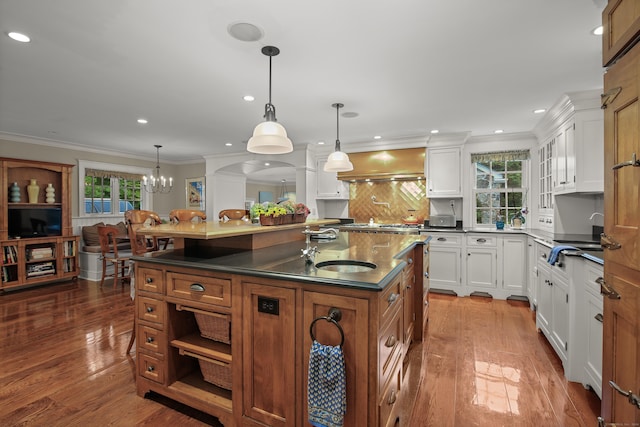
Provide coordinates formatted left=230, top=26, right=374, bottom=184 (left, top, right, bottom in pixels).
left=242, top=282, right=297, bottom=427
left=601, top=35, right=640, bottom=424
left=303, top=291, right=370, bottom=426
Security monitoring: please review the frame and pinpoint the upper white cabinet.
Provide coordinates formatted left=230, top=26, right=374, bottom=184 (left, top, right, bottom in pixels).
left=316, top=158, right=349, bottom=199
left=534, top=90, right=604, bottom=196
left=426, top=146, right=462, bottom=198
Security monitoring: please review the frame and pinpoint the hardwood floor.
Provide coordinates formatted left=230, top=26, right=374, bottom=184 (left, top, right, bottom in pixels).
left=0, top=280, right=600, bottom=426
left=412, top=293, right=601, bottom=427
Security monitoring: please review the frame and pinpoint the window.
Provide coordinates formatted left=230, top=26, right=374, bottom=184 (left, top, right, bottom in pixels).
left=78, top=160, right=151, bottom=217
left=471, top=150, right=529, bottom=227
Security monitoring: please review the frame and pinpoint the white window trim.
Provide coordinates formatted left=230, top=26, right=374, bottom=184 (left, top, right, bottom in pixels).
left=78, top=160, right=152, bottom=218
left=471, top=160, right=529, bottom=229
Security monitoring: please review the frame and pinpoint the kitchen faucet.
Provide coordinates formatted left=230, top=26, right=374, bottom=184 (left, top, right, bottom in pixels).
left=589, top=212, right=604, bottom=221
left=301, top=226, right=338, bottom=264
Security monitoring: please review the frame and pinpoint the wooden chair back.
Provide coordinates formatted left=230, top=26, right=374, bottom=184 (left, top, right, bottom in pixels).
left=218, top=209, right=249, bottom=220
left=124, top=209, right=162, bottom=255
left=169, top=209, right=206, bottom=224
left=97, top=225, right=131, bottom=287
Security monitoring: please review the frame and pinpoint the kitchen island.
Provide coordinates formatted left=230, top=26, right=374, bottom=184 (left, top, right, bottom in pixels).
left=133, top=223, right=430, bottom=427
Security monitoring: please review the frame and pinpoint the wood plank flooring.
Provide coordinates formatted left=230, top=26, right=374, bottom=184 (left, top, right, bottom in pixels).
left=0, top=280, right=600, bottom=426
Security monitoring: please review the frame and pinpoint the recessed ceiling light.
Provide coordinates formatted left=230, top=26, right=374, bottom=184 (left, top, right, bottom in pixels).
left=243, top=95, right=255, bottom=102
left=430, top=129, right=439, bottom=134
left=264, top=162, right=270, bottom=166
left=227, top=22, right=263, bottom=42
left=318, top=141, right=325, bottom=145
left=225, top=142, right=232, bottom=146
left=533, top=108, right=546, bottom=114
left=137, top=118, right=148, bottom=124
left=373, top=135, right=382, bottom=140
left=494, top=129, right=504, bottom=134
left=592, top=25, right=603, bottom=36
left=8, top=32, right=30, bottom=42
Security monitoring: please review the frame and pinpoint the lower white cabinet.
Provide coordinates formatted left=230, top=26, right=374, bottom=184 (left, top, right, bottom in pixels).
left=429, top=232, right=527, bottom=299
left=466, top=234, right=497, bottom=291
left=581, top=262, right=604, bottom=399
left=536, top=248, right=570, bottom=365
left=428, top=233, right=463, bottom=293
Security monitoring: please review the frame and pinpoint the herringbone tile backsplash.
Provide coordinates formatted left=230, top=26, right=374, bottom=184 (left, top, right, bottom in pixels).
left=348, top=180, right=429, bottom=224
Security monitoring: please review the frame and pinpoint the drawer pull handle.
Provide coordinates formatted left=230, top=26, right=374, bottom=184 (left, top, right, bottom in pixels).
left=408, top=257, right=413, bottom=264
left=147, top=366, right=155, bottom=372
left=190, top=283, right=206, bottom=292
left=146, top=337, right=154, bottom=343
left=146, top=277, right=153, bottom=283
left=476, top=238, right=487, bottom=243
left=387, top=390, right=397, bottom=405
left=424, top=249, right=428, bottom=255
left=146, top=306, right=154, bottom=313
left=541, top=253, right=547, bottom=259
left=424, top=272, right=429, bottom=278
left=387, top=293, right=399, bottom=305
left=612, top=152, right=640, bottom=170
left=594, top=313, right=603, bottom=323
left=385, top=335, right=396, bottom=347
left=600, top=233, right=621, bottom=250
left=437, top=237, right=446, bottom=242
left=596, top=277, right=621, bottom=299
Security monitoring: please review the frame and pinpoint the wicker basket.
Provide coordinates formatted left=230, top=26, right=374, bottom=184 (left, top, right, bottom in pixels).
left=194, top=311, right=231, bottom=344
left=198, top=356, right=232, bottom=390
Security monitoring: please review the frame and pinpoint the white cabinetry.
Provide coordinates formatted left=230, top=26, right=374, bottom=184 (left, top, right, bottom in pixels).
left=527, top=237, right=538, bottom=309
left=581, top=262, right=604, bottom=399
left=316, top=158, right=349, bottom=199
left=426, top=147, right=461, bottom=198
left=466, top=234, right=497, bottom=292
left=500, top=235, right=528, bottom=297
left=428, top=233, right=463, bottom=293
left=552, top=119, right=576, bottom=193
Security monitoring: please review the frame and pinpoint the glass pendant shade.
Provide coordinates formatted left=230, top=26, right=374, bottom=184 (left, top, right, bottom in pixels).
left=247, top=45, right=293, bottom=154
left=324, top=149, right=353, bottom=172
left=247, top=120, right=293, bottom=154
left=323, top=102, right=354, bottom=172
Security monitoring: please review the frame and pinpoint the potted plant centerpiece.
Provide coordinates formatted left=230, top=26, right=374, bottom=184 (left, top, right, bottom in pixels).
left=294, top=202, right=310, bottom=223
left=250, top=202, right=287, bottom=226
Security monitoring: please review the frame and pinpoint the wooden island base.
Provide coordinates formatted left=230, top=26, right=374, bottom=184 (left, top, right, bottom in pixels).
left=134, top=226, right=429, bottom=427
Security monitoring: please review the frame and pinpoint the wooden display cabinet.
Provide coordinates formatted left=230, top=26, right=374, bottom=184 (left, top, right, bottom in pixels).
left=1, top=158, right=78, bottom=292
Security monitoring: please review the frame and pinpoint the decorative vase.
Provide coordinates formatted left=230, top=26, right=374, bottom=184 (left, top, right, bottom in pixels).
left=10, top=182, right=21, bottom=203
left=45, top=183, right=56, bottom=203
left=27, top=179, right=40, bottom=204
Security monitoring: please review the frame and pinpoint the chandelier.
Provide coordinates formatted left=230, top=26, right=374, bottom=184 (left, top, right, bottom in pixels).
left=143, top=145, right=173, bottom=193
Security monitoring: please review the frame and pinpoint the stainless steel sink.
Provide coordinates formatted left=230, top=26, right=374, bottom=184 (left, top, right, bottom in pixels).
left=315, top=260, right=377, bottom=273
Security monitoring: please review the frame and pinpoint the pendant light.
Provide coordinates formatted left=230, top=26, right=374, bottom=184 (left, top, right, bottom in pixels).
left=324, top=103, right=354, bottom=172
left=143, top=145, right=173, bottom=193
left=247, top=46, right=293, bottom=154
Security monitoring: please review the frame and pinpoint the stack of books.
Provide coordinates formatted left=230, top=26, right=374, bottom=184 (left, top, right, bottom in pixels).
left=27, top=246, right=54, bottom=260
left=27, top=261, right=55, bottom=277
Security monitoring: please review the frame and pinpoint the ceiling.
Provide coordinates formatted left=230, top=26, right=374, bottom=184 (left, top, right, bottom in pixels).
left=1, top=1, right=605, bottom=172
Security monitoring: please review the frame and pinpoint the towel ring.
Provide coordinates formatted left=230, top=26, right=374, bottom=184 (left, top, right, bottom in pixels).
left=310, top=307, right=344, bottom=348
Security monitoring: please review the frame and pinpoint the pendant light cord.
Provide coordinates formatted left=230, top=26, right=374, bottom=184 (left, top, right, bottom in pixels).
left=335, top=103, right=342, bottom=151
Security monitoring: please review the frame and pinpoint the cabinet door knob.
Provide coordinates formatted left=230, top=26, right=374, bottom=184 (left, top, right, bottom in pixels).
left=385, top=335, right=396, bottom=347
left=387, top=293, right=399, bottom=305
left=146, top=306, right=154, bottom=313
left=387, top=390, right=397, bottom=405
left=146, top=277, right=153, bottom=283
left=147, top=366, right=155, bottom=372
left=146, top=336, right=154, bottom=343
left=190, top=283, right=205, bottom=292
left=408, top=257, right=413, bottom=264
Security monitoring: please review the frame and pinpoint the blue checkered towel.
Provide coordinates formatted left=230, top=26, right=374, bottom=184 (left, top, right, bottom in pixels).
left=308, top=340, right=346, bottom=427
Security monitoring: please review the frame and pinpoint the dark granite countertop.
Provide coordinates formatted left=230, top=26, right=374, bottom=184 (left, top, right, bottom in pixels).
left=135, top=232, right=429, bottom=291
